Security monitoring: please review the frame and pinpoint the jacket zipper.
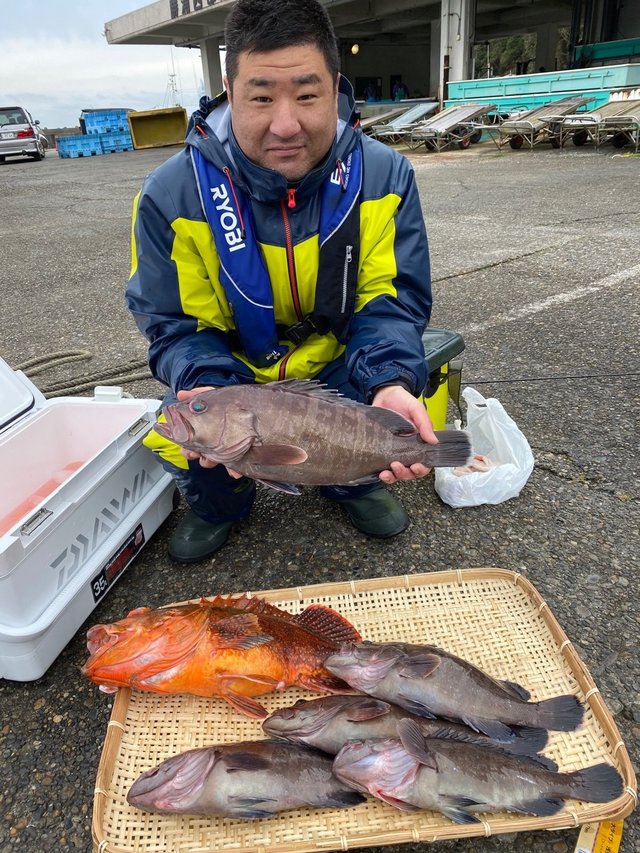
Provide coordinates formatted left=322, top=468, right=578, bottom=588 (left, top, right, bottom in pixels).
left=341, top=245, right=353, bottom=314
left=279, top=190, right=303, bottom=380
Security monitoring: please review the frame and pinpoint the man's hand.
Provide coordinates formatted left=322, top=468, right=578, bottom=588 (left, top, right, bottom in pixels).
left=372, top=384, right=437, bottom=484
left=176, top=387, right=243, bottom=477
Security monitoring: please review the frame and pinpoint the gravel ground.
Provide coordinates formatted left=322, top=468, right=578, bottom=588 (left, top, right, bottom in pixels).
left=0, top=139, right=638, bottom=853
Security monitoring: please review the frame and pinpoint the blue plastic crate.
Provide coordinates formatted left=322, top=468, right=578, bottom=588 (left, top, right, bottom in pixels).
left=83, top=110, right=130, bottom=135
left=57, top=134, right=103, bottom=158
left=99, top=130, right=134, bottom=153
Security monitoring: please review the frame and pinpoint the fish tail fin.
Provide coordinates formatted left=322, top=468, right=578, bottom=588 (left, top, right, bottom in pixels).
left=422, top=431, right=472, bottom=468
left=507, top=726, right=550, bottom=756
left=564, top=763, right=624, bottom=803
left=534, top=695, right=584, bottom=731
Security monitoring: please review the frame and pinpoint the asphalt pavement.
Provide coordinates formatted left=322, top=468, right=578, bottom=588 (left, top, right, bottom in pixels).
left=0, top=139, right=638, bottom=853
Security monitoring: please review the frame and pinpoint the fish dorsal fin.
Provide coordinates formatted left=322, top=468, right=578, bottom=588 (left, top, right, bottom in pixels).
left=211, top=614, right=273, bottom=649
left=203, top=594, right=296, bottom=622
left=294, top=603, right=362, bottom=644
left=265, top=379, right=417, bottom=434
left=362, top=407, right=418, bottom=435
left=498, top=679, right=531, bottom=701
left=264, top=379, right=350, bottom=400
left=397, top=719, right=439, bottom=770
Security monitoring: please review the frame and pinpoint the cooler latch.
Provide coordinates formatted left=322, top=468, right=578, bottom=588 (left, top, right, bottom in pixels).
left=20, top=507, right=53, bottom=537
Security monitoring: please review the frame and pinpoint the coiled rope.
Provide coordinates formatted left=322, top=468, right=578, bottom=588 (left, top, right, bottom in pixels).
left=14, top=350, right=153, bottom=399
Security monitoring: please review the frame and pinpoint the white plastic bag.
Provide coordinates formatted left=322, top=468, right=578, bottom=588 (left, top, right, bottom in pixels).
left=434, top=387, right=534, bottom=507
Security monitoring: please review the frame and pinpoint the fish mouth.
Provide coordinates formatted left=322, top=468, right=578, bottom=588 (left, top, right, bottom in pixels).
left=154, top=405, right=194, bottom=445
left=127, top=749, right=217, bottom=811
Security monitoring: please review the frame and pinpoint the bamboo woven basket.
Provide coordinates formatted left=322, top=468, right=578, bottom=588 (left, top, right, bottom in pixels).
left=91, top=568, right=637, bottom=853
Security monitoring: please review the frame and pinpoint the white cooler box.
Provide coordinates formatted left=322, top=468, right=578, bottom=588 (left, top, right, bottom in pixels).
left=0, top=357, right=176, bottom=681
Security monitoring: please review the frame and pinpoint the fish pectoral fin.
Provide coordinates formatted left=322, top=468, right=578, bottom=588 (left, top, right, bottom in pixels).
left=212, top=614, right=273, bottom=650
left=230, top=804, right=278, bottom=819
left=221, top=690, right=269, bottom=720
left=248, top=444, right=308, bottom=465
left=462, top=716, right=516, bottom=740
left=509, top=797, right=564, bottom=817
left=255, top=479, right=301, bottom=495
left=398, top=653, right=441, bottom=679
left=498, top=679, right=531, bottom=701
left=440, top=799, right=482, bottom=824
left=345, top=698, right=392, bottom=722
left=375, top=790, right=421, bottom=812
left=397, top=719, right=438, bottom=769
left=396, top=694, right=438, bottom=719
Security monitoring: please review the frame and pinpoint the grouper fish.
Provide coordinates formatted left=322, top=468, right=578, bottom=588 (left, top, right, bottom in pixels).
left=324, top=642, right=585, bottom=738
left=82, top=594, right=362, bottom=719
left=127, top=739, right=366, bottom=819
left=153, top=379, right=471, bottom=494
left=262, top=694, right=549, bottom=757
left=332, top=718, right=623, bottom=824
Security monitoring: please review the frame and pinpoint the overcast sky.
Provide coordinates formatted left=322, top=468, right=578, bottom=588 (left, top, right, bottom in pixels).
left=0, top=0, right=205, bottom=129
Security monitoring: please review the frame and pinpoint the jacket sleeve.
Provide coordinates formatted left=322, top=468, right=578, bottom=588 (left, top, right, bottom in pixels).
left=125, top=171, right=254, bottom=392
left=346, top=151, right=431, bottom=402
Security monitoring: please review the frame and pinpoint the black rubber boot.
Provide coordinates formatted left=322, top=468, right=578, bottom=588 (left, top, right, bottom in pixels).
left=338, top=487, right=410, bottom=538
left=168, top=510, right=233, bottom=563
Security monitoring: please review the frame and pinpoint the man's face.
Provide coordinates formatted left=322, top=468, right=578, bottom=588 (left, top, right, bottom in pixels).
left=226, top=44, right=339, bottom=182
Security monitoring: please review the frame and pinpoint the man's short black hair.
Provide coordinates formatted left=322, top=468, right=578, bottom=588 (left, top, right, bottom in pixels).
left=224, top=0, right=340, bottom=88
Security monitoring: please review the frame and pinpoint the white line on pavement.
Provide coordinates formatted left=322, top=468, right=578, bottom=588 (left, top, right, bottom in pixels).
left=465, top=263, right=640, bottom=334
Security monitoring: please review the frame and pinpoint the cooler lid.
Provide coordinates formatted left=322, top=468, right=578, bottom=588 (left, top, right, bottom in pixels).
left=0, top=356, right=37, bottom=432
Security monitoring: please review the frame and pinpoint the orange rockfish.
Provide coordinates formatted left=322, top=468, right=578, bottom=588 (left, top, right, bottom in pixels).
left=82, top=594, right=361, bottom=718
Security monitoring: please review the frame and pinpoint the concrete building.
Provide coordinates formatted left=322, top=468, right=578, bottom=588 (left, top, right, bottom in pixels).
left=105, top=0, right=640, bottom=105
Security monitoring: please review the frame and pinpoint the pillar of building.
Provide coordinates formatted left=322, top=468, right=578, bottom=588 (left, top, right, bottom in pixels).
left=439, top=0, right=475, bottom=103
left=430, top=18, right=442, bottom=99
left=200, top=37, right=224, bottom=97
left=535, top=23, right=558, bottom=73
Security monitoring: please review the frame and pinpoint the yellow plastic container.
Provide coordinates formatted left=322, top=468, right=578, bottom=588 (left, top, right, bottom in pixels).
left=421, top=328, right=465, bottom=430
left=127, top=107, right=188, bottom=150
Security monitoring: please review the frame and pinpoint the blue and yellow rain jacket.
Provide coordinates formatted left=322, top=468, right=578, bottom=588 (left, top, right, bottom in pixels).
left=126, top=77, right=432, bottom=405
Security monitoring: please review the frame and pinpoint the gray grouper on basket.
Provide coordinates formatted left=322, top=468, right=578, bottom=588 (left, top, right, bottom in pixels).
left=127, top=739, right=365, bottom=818
left=324, top=642, right=585, bottom=737
left=332, top=718, right=624, bottom=824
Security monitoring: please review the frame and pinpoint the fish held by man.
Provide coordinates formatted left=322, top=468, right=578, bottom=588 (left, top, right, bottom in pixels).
left=324, top=642, right=584, bottom=738
left=82, top=594, right=362, bottom=718
left=153, top=379, right=471, bottom=494
left=332, top=718, right=624, bottom=824
left=262, top=694, right=549, bottom=757
left=127, top=739, right=366, bottom=819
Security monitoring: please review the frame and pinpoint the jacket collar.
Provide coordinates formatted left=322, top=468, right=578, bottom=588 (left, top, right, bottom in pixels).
left=185, top=76, right=361, bottom=204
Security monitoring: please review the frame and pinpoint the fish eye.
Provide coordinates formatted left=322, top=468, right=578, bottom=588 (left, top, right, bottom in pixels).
left=189, top=400, right=208, bottom=414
